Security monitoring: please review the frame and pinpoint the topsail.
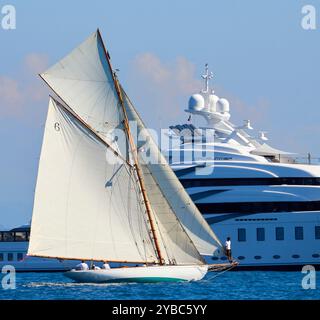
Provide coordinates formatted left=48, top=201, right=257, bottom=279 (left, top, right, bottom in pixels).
left=40, top=30, right=124, bottom=153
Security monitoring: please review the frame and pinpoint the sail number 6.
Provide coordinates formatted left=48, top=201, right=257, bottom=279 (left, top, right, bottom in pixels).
left=54, top=123, right=60, bottom=131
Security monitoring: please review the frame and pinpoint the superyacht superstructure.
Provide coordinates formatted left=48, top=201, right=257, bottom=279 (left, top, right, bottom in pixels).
left=165, top=65, right=320, bottom=270
left=0, top=225, right=77, bottom=271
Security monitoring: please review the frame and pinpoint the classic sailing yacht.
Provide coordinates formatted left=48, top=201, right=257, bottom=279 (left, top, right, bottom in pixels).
left=27, top=30, right=228, bottom=283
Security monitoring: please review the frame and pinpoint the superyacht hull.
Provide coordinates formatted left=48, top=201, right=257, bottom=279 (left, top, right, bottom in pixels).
left=202, top=211, right=320, bottom=270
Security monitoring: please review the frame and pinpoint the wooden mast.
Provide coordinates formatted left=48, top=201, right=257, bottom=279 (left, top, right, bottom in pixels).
left=117, top=86, right=165, bottom=265
left=97, top=30, right=164, bottom=265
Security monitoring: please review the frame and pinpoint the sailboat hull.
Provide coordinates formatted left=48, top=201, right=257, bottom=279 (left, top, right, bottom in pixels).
left=64, top=265, right=208, bottom=283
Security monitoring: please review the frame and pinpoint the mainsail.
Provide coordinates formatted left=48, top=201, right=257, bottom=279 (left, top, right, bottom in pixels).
left=29, top=30, right=223, bottom=266
left=28, top=97, right=158, bottom=263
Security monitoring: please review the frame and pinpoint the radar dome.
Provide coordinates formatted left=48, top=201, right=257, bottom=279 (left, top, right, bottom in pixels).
left=208, top=94, right=219, bottom=113
left=188, top=94, right=205, bottom=111
left=217, top=98, right=230, bottom=113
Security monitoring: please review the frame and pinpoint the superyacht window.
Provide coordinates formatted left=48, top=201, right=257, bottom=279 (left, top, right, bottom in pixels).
left=14, top=232, right=27, bottom=241
left=295, top=227, right=304, bottom=240
left=276, top=227, right=284, bottom=240
left=257, top=228, right=265, bottom=241
left=0, top=253, right=3, bottom=261
left=238, top=228, right=246, bottom=242
left=315, top=226, right=320, bottom=239
left=196, top=200, right=320, bottom=214
left=0, top=231, right=30, bottom=242
left=2, top=232, right=14, bottom=242
left=179, top=177, right=320, bottom=187
left=17, top=253, right=23, bottom=261
left=7, top=253, right=13, bottom=261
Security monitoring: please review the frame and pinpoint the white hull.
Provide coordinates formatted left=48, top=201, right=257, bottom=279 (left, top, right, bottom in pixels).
left=0, top=232, right=78, bottom=272
left=206, top=211, right=320, bottom=269
left=64, top=265, right=208, bottom=283
left=169, top=158, right=320, bottom=269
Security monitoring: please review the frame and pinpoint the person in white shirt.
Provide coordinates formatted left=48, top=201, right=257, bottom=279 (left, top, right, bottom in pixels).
left=225, top=237, right=232, bottom=262
left=101, top=261, right=111, bottom=270
left=75, top=260, right=89, bottom=271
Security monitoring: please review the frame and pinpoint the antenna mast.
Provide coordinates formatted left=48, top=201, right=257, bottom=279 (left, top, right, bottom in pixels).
left=201, top=63, right=214, bottom=94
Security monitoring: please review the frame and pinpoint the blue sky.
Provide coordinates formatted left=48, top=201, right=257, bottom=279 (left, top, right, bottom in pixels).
left=1, top=0, right=320, bottom=227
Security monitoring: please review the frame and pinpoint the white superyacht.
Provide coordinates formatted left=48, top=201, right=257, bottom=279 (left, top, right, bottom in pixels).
left=165, top=64, right=320, bottom=270
left=0, top=225, right=76, bottom=271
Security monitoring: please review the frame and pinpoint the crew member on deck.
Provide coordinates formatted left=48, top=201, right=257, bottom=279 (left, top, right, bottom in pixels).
left=225, top=237, right=232, bottom=262
left=102, top=261, right=111, bottom=269
left=75, top=260, right=89, bottom=270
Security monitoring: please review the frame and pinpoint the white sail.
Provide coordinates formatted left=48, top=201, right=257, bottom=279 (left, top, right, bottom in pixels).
left=31, top=30, right=224, bottom=268
left=40, top=30, right=124, bottom=153
left=140, top=166, right=205, bottom=265
left=122, top=90, right=223, bottom=257
left=28, top=97, right=158, bottom=263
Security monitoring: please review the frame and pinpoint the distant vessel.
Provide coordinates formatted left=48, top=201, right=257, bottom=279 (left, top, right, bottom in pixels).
left=27, top=30, right=230, bottom=283
left=166, top=64, right=320, bottom=270
left=0, top=225, right=76, bottom=271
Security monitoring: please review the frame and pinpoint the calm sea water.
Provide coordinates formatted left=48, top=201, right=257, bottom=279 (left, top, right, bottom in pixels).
left=0, top=271, right=319, bottom=300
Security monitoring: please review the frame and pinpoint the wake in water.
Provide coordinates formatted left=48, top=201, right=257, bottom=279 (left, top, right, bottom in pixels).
left=23, top=282, right=137, bottom=288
